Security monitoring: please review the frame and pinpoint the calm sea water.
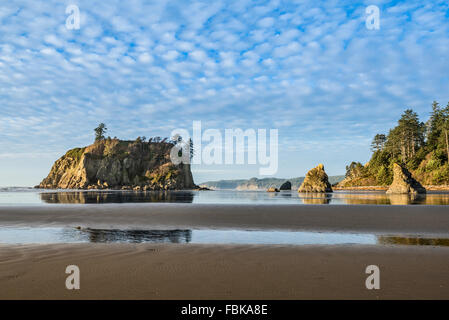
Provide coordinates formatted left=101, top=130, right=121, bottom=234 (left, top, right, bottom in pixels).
left=1, top=187, right=449, bottom=206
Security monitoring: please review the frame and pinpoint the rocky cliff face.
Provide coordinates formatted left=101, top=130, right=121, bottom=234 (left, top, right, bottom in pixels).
left=386, top=163, right=426, bottom=194
left=38, top=139, right=195, bottom=190
left=298, top=164, right=333, bottom=193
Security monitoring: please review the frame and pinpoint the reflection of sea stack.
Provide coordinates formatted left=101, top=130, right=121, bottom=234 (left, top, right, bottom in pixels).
left=387, top=194, right=416, bottom=205
left=386, top=163, right=426, bottom=195
left=298, top=164, right=333, bottom=193
left=300, top=193, right=330, bottom=204
left=279, top=181, right=292, bottom=190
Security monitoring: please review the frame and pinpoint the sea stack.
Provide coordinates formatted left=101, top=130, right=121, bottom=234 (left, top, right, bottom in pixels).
left=279, top=181, right=292, bottom=190
left=267, top=187, right=280, bottom=192
left=298, top=164, right=333, bottom=193
left=386, top=163, right=426, bottom=194
left=38, top=138, right=195, bottom=190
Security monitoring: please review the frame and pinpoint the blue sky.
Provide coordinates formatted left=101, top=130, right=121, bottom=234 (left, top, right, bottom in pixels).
left=0, top=0, right=448, bottom=186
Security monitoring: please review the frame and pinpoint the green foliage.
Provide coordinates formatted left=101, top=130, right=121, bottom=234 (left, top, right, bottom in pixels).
left=407, top=147, right=427, bottom=170
left=344, top=101, right=449, bottom=187
left=345, top=161, right=365, bottom=178
left=376, top=166, right=392, bottom=185
left=428, top=149, right=447, bottom=168
left=367, top=150, right=393, bottom=185
left=426, top=101, right=444, bottom=149
left=386, top=109, right=425, bottom=162
left=65, top=148, right=85, bottom=161
left=371, top=134, right=386, bottom=152
left=432, top=164, right=449, bottom=184
left=426, top=158, right=440, bottom=172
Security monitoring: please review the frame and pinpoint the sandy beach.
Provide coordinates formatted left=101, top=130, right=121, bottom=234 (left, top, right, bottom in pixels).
left=1, top=204, right=449, bottom=299
left=0, top=243, right=448, bottom=299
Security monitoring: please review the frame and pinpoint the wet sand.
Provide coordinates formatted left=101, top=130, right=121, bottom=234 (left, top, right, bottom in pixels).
left=1, top=243, right=448, bottom=299
left=1, top=204, right=449, bottom=235
left=1, top=204, right=449, bottom=299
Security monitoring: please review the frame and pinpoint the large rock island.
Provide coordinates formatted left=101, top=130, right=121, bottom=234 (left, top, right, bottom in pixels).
left=298, top=164, right=333, bottom=193
left=38, top=138, right=195, bottom=190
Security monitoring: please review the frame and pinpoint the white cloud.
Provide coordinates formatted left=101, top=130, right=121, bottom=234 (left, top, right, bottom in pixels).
left=161, top=50, right=180, bottom=61
left=138, top=52, right=153, bottom=64
left=189, top=50, right=208, bottom=62
left=0, top=0, right=448, bottom=185
left=257, top=17, right=275, bottom=28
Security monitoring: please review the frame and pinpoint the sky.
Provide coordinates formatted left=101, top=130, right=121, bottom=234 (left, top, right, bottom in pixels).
left=0, top=0, right=448, bottom=186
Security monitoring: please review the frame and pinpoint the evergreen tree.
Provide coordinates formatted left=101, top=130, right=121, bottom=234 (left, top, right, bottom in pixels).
left=443, top=102, right=449, bottom=164
left=371, top=134, right=386, bottom=152
left=344, top=101, right=449, bottom=186
left=386, top=109, right=424, bottom=162
left=427, top=101, right=444, bottom=149
left=94, top=123, right=107, bottom=141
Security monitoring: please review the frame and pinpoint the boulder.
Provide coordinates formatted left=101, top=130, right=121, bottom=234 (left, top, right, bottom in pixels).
left=298, top=164, right=333, bottom=193
left=279, top=181, right=292, bottom=190
left=267, top=187, right=280, bottom=192
left=386, top=163, right=426, bottom=194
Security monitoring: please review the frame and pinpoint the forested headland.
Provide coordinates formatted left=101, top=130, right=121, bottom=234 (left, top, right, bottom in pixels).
left=339, top=101, right=449, bottom=187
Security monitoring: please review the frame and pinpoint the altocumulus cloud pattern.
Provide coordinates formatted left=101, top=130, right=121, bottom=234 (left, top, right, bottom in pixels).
left=0, top=0, right=448, bottom=184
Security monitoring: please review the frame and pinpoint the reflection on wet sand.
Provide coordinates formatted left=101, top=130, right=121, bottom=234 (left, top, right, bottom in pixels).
left=335, top=193, right=390, bottom=205
left=336, top=192, right=449, bottom=205
left=224, top=191, right=449, bottom=205
left=33, top=190, right=449, bottom=205
left=378, top=235, right=449, bottom=247
left=77, top=228, right=192, bottom=243
left=40, top=191, right=194, bottom=204
left=299, top=193, right=331, bottom=204
left=75, top=228, right=449, bottom=247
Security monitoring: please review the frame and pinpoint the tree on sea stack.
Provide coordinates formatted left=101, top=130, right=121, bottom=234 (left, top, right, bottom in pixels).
left=298, top=164, right=333, bottom=193
left=386, top=163, right=426, bottom=194
left=94, top=123, right=107, bottom=142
